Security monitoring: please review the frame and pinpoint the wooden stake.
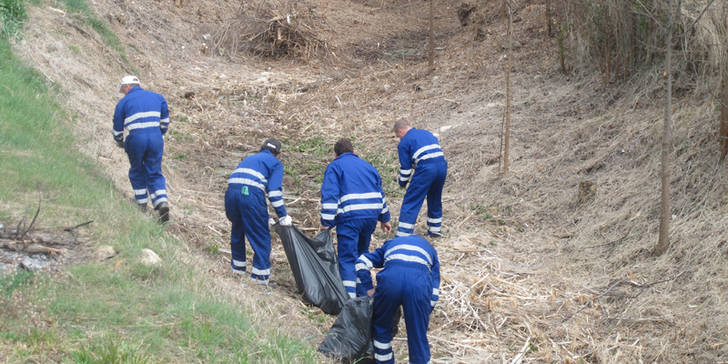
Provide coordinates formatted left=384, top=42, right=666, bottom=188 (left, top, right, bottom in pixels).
left=657, top=0, right=681, bottom=255
left=428, top=0, right=435, bottom=72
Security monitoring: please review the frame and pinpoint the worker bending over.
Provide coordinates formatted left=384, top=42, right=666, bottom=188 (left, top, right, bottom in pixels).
left=112, top=75, right=171, bottom=222
left=393, top=119, right=448, bottom=237
left=225, top=138, right=292, bottom=285
left=320, top=138, right=392, bottom=298
left=356, top=234, right=440, bottom=364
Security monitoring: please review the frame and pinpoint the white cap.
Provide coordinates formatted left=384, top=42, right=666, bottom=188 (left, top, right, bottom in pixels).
left=120, top=75, right=140, bottom=86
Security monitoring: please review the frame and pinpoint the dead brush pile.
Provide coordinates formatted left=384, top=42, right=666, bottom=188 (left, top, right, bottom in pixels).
left=211, top=0, right=329, bottom=60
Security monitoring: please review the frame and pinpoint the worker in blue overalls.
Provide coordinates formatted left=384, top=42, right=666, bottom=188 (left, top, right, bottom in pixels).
left=393, top=119, right=448, bottom=238
left=356, top=234, right=440, bottom=364
left=320, top=138, right=392, bottom=298
left=113, top=75, right=170, bottom=223
left=225, top=138, right=292, bottom=285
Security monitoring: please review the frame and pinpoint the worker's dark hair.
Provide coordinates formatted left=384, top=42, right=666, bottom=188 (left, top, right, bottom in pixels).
left=260, top=138, right=282, bottom=155
left=334, top=138, right=354, bottom=156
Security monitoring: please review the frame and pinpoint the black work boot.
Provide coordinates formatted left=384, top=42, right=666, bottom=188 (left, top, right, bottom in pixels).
left=138, top=203, right=147, bottom=213
left=156, top=202, right=169, bottom=223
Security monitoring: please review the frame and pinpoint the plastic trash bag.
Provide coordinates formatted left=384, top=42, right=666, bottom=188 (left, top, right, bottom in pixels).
left=318, top=296, right=401, bottom=363
left=318, top=296, right=374, bottom=362
left=273, top=224, right=348, bottom=315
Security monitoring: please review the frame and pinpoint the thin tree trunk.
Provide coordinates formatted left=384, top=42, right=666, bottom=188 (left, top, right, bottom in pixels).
left=503, top=2, right=512, bottom=174
left=428, top=0, right=435, bottom=71
left=720, top=72, right=728, bottom=160
left=656, top=0, right=680, bottom=256
left=546, top=0, right=552, bottom=37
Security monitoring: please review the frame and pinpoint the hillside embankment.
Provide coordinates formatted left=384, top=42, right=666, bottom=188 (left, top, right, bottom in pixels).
left=9, top=0, right=728, bottom=362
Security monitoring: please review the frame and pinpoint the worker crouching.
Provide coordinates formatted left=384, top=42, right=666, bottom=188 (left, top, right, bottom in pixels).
left=356, top=235, right=441, bottom=364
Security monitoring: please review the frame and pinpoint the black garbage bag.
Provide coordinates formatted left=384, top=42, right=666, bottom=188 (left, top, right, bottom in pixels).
left=318, top=296, right=374, bottom=362
left=273, top=224, right=348, bottom=315
left=318, top=296, right=401, bottom=363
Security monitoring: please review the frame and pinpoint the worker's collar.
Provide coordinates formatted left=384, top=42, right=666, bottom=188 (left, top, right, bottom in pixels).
left=127, top=85, right=143, bottom=94
left=335, top=152, right=356, bottom=159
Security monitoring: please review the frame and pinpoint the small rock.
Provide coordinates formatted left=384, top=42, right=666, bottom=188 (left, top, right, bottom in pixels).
left=94, top=245, right=117, bottom=261
left=20, top=255, right=49, bottom=271
left=140, top=248, right=161, bottom=266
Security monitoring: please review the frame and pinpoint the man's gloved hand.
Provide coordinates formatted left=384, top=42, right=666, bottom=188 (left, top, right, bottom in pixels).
left=279, top=215, right=292, bottom=226
left=115, top=138, right=124, bottom=148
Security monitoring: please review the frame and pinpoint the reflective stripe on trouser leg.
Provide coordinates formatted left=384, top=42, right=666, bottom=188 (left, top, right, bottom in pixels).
left=372, top=273, right=401, bottom=364
left=397, top=170, right=432, bottom=236
left=240, top=190, right=271, bottom=285
left=425, top=163, right=446, bottom=234
left=355, top=218, right=377, bottom=297
left=396, top=170, right=430, bottom=236
left=143, top=134, right=167, bottom=207
left=225, top=188, right=247, bottom=275
left=336, top=220, right=375, bottom=298
left=126, top=134, right=150, bottom=205
left=401, top=275, right=433, bottom=364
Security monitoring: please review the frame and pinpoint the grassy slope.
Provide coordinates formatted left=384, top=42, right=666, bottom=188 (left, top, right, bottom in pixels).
left=0, top=28, right=314, bottom=364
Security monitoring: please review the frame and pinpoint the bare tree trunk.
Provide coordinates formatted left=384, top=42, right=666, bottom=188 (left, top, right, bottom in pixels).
left=656, top=0, right=680, bottom=256
left=720, top=72, right=728, bottom=160
left=546, top=0, right=552, bottom=37
left=503, top=1, right=513, bottom=174
left=428, top=0, right=435, bottom=71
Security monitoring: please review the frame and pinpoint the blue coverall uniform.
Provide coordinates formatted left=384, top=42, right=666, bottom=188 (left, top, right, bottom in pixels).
left=112, top=86, right=170, bottom=208
left=320, top=152, right=391, bottom=298
left=356, top=235, right=440, bottom=364
left=225, top=150, right=287, bottom=284
left=396, top=128, right=447, bottom=237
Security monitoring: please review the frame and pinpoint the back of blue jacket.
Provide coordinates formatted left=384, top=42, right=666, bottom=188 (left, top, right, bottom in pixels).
left=356, top=235, right=441, bottom=308
left=320, top=153, right=390, bottom=227
left=112, top=87, right=169, bottom=140
left=227, top=150, right=287, bottom=218
left=397, top=128, right=446, bottom=187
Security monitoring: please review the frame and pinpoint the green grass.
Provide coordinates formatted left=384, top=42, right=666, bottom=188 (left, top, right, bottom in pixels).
left=0, top=0, right=27, bottom=39
left=55, top=0, right=136, bottom=73
left=0, top=38, right=316, bottom=363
